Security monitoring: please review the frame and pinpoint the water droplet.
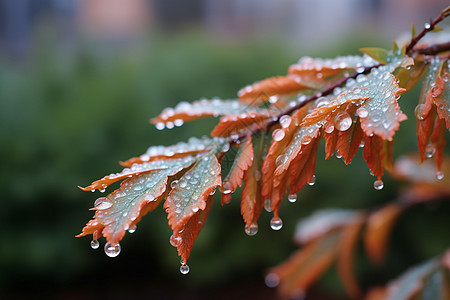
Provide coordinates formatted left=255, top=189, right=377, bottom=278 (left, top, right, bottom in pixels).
left=424, top=22, right=431, bottom=29
left=104, top=242, right=121, bottom=258
left=323, top=122, right=334, bottom=133
left=155, top=122, right=165, bottom=130
left=174, top=119, right=184, bottom=127
left=270, top=217, right=283, bottom=230
left=356, top=66, right=365, bottom=73
left=99, top=188, right=106, bottom=193
left=315, top=97, right=330, bottom=108
left=128, top=225, right=137, bottom=234
left=180, top=264, right=190, bottom=275
left=276, top=155, right=288, bottom=166
left=166, top=122, right=174, bottom=129
left=373, top=180, right=384, bottom=190
left=95, top=200, right=112, bottom=210
left=415, top=104, right=425, bottom=120
left=222, top=144, right=230, bottom=152
left=90, top=240, right=99, bottom=249
left=222, top=181, right=232, bottom=194
left=279, top=115, right=291, bottom=128
left=307, top=175, right=316, bottom=186
left=334, top=112, right=352, bottom=131
left=269, top=96, right=279, bottom=104
left=300, top=135, right=312, bottom=145
left=171, top=180, right=179, bottom=189
left=264, top=199, right=272, bottom=212
left=191, top=206, right=199, bottom=213
left=210, top=188, right=216, bottom=195
left=425, top=144, right=435, bottom=158
left=272, top=129, right=285, bottom=141
left=288, top=194, right=297, bottom=203
left=436, top=171, right=444, bottom=180
left=245, top=223, right=258, bottom=236
left=265, top=273, right=280, bottom=288
left=356, top=107, right=368, bottom=118
left=170, top=235, right=182, bottom=247
left=254, top=170, right=262, bottom=181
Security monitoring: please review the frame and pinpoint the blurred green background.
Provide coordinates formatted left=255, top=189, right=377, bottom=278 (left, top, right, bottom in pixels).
left=1, top=1, right=450, bottom=299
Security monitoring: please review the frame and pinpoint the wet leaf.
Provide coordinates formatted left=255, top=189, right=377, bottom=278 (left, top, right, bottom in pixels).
left=360, top=48, right=389, bottom=64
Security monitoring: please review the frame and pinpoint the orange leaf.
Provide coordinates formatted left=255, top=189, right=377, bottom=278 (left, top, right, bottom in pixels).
left=220, top=137, right=254, bottom=205
left=336, top=104, right=365, bottom=165
left=337, top=214, right=365, bottom=299
left=363, top=135, right=392, bottom=180
left=269, top=231, right=340, bottom=299
left=364, top=203, right=404, bottom=265
left=238, top=76, right=310, bottom=105
left=210, top=112, right=272, bottom=137
left=434, top=73, right=450, bottom=129
left=324, top=130, right=338, bottom=159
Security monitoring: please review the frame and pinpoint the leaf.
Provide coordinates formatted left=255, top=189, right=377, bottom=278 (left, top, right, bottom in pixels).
left=164, top=153, right=221, bottom=233
left=173, top=194, right=214, bottom=263
left=220, top=137, right=254, bottom=205
left=396, top=59, right=427, bottom=92
left=363, top=135, right=393, bottom=179
left=151, top=99, right=253, bottom=124
left=384, top=258, right=441, bottom=300
left=360, top=48, right=389, bottom=64
left=269, top=231, right=340, bottom=299
left=210, top=111, right=274, bottom=137
left=294, top=209, right=356, bottom=245
left=77, top=164, right=190, bottom=245
left=241, top=134, right=265, bottom=228
left=364, top=204, right=404, bottom=265
left=79, top=156, right=197, bottom=192
left=337, top=213, right=365, bottom=299
left=336, top=103, right=365, bottom=164
left=434, top=68, right=450, bottom=129
left=411, top=24, right=417, bottom=37
left=238, top=76, right=311, bottom=105
left=324, top=130, right=338, bottom=159
left=121, top=136, right=226, bottom=167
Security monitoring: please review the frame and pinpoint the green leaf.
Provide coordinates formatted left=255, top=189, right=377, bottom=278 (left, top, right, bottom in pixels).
left=360, top=47, right=389, bottom=64
left=392, top=41, right=399, bottom=54
left=165, top=153, right=222, bottom=232
left=411, top=24, right=417, bottom=37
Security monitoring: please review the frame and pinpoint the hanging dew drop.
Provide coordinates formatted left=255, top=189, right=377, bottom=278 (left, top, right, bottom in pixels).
left=414, top=104, right=425, bottom=120
left=424, top=22, right=431, bottom=29
left=180, top=264, right=190, bottom=275
left=155, top=122, right=165, bottom=130
left=270, top=217, right=283, bottom=231
left=90, top=240, right=100, bottom=249
left=425, top=144, right=435, bottom=158
left=334, top=112, right=352, bottom=131
left=128, top=225, right=137, bottom=234
left=288, top=194, right=297, bottom=203
left=356, top=107, right=368, bottom=118
left=245, top=223, right=258, bottom=236
left=373, top=180, right=384, bottom=190
left=307, top=175, right=316, bottom=186
left=170, top=235, right=182, bottom=247
left=272, top=129, right=285, bottom=141
left=222, top=181, right=232, bottom=194
left=104, top=242, right=121, bottom=258
left=170, top=180, right=179, bottom=189
left=265, top=273, right=280, bottom=288
left=95, top=200, right=112, bottom=210
left=436, top=171, right=444, bottom=180
left=264, top=199, right=272, bottom=212
left=279, top=115, right=291, bottom=128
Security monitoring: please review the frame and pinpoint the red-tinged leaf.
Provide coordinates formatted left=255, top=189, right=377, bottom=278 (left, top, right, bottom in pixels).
left=365, top=287, right=389, bottom=300
left=363, top=135, right=392, bottom=179
left=77, top=165, right=189, bottom=245
left=396, top=59, right=427, bottom=92
left=384, top=257, right=441, bottom=300
left=337, top=213, right=365, bottom=299
left=151, top=99, right=252, bottom=124
left=165, top=154, right=221, bottom=233
left=210, top=112, right=273, bottom=137
left=434, top=73, right=450, bottom=129
left=120, top=136, right=226, bottom=167
left=174, top=194, right=214, bottom=263
left=360, top=47, right=389, bottom=64
left=336, top=104, right=365, bottom=165
left=324, top=130, right=338, bottom=160
left=238, top=76, right=310, bottom=105
left=430, top=116, right=447, bottom=172
left=79, top=156, right=196, bottom=192
left=364, top=204, right=404, bottom=265
left=240, top=135, right=265, bottom=228
left=269, top=231, right=340, bottom=299
left=294, top=209, right=356, bottom=245
left=220, top=137, right=254, bottom=205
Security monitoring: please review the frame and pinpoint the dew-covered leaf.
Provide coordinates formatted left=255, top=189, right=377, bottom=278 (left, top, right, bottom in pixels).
left=210, top=111, right=274, bottom=137
left=151, top=99, right=253, bottom=125
left=396, top=59, right=427, bottom=92
left=363, top=135, right=393, bottom=179
left=335, top=104, right=365, bottom=164
left=434, top=72, right=450, bottom=128
left=360, top=48, right=389, bottom=64
left=220, top=137, right=253, bottom=205
left=238, top=76, right=311, bottom=105
left=77, top=164, right=191, bottom=245
left=337, top=214, right=365, bottom=299
left=79, top=156, right=197, bottom=192
left=165, top=153, right=221, bottom=232
left=364, top=204, right=404, bottom=265
left=269, top=231, right=340, bottom=299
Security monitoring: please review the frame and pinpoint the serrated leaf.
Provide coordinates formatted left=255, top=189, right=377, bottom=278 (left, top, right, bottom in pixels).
left=364, top=204, right=404, bottom=265
left=269, top=231, right=340, bottom=299
left=363, top=135, right=392, bottom=179
left=360, top=48, right=389, bottom=64
left=210, top=111, right=274, bottom=137
left=238, top=76, right=311, bottom=105
left=151, top=99, right=253, bottom=124
left=337, top=213, right=365, bottom=299
left=396, top=59, right=426, bottom=92
left=79, top=156, right=197, bottom=192
left=241, top=134, right=265, bottom=227
left=165, top=153, right=221, bottom=232
left=324, top=130, right=338, bottom=160
left=434, top=69, right=450, bottom=129
left=220, top=137, right=254, bottom=205
left=336, top=104, right=365, bottom=165
left=77, top=164, right=190, bottom=245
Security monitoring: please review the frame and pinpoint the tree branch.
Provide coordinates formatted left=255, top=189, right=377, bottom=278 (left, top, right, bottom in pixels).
left=413, top=41, right=450, bottom=56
